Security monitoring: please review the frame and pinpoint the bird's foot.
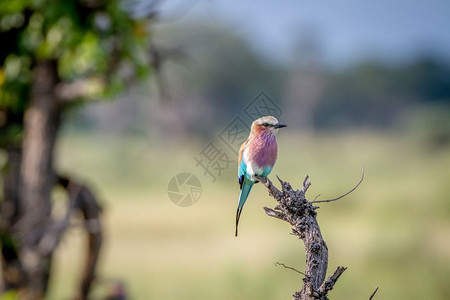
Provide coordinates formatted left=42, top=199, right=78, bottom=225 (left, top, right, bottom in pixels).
left=253, top=175, right=265, bottom=184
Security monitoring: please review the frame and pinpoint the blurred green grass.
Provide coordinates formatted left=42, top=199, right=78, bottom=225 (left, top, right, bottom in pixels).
left=48, top=130, right=450, bottom=299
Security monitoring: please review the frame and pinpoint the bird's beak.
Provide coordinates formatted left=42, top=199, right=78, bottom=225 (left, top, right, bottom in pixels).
left=274, top=123, right=287, bottom=129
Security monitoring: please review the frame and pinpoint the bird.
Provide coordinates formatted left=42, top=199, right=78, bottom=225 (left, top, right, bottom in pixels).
left=235, top=116, right=286, bottom=236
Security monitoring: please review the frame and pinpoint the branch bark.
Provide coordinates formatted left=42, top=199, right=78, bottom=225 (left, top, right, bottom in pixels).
left=369, top=287, right=379, bottom=300
left=19, top=59, right=61, bottom=298
left=57, top=176, right=103, bottom=300
left=1, top=60, right=104, bottom=300
left=0, top=147, right=26, bottom=290
left=255, top=175, right=347, bottom=300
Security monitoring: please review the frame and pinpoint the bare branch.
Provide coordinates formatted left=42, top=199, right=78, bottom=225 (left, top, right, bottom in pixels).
left=318, top=266, right=347, bottom=295
left=263, top=207, right=285, bottom=221
left=57, top=175, right=103, bottom=300
left=312, top=167, right=364, bottom=204
left=254, top=175, right=283, bottom=199
left=369, top=287, right=379, bottom=300
left=302, top=175, right=311, bottom=192
left=275, top=262, right=306, bottom=276
left=38, top=182, right=82, bottom=256
left=260, top=174, right=351, bottom=299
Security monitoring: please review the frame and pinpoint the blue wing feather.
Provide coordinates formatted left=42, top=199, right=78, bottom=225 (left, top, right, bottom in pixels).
left=260, top=166, right=272, bottom=178
left=235, top=150, right=273, bottom=236
left=238, top=158, right=247, bottom=181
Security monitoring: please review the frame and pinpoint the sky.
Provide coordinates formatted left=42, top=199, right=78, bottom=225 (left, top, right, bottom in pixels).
left=154, top=0, right=450, bottom=66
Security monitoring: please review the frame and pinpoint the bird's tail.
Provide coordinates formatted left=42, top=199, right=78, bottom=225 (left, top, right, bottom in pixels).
left=235, top=180, right=253, bottom=237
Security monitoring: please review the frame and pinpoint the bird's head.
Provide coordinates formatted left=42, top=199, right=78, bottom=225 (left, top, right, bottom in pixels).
left=251, top=116, right=287, bottom=135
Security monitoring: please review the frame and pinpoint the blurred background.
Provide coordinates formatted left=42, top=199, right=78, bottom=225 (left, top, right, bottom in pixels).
left=1, top=0, right=450, bottom=299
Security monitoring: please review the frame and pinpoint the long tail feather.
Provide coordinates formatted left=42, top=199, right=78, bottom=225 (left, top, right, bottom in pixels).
left=235, top=207, right=242, bottom=237
left=235, top=180, right=253, bottom=236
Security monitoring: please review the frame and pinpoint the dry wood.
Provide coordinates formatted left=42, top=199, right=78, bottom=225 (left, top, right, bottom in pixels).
left=255, top=173, right=363, bottom=299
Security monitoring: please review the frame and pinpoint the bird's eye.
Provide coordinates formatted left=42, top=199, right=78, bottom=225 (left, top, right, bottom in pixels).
left=262, top=123, right=269, bottom=127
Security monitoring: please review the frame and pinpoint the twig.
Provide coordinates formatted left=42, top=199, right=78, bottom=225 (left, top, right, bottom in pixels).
left=254, top=175, right=282, bottom=199
left=369, top=287, right=379, bottom=300
left=302, top=175, right=310, bottom=189
left=301, top=175, right=311, bottom=193
left=312, top=167, right=364, bottom=203
left=275, top=262, right=307, bottom=276
left=38, top=181, right=82, bottom=255
left=263, top=207, right=285, bottom=221
left=318, top=266, right=347, bottom=295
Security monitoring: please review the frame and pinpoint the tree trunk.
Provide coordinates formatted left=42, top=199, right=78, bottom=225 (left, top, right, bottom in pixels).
left=1, top=146, right=26, bottom=291
left=19, top=59, right=60, bottom=298
left=1, top=60, right=104, bottom=299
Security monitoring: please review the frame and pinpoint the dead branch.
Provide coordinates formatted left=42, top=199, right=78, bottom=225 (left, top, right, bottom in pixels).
left=38, top=182, right=82, bottom=256
left=275, top=262, right=307, bottom=276
left=312, top=167, right=364, bottom=204
left=255, top=173, right=360, bottom=300
left=317, top=266, right=347, bottom=295
left=57, top=175, right=103, bottom=300
left=369, top=287, right=379, bottom=300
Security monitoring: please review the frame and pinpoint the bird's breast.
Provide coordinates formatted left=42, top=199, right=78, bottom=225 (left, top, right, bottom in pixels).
left=244, top=134, right=277, bottom=177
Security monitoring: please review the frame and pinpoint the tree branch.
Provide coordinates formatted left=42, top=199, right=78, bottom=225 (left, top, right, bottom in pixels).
left=369, top=287, right=379, bottom=300
left=312, top=167, right=364, bottom=204
left=57, top=175, right=103, bottom=300
left=255, top=175, right=283, bottom=199
left=275, top=262, right=307, bottom=276
left=257, top=174, right=353, bottom=299
left=317, top=266, right=347, bottom=295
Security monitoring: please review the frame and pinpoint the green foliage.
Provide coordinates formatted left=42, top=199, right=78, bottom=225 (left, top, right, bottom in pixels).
left=0, top=0, right=151, bottom=112
left=0, top=290, right=19, bottom=300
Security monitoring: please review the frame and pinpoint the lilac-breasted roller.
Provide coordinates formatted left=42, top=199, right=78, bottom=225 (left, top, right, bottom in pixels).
left=235, top=116, right=286, bottom=236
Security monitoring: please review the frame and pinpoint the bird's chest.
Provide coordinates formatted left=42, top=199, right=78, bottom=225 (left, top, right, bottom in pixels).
left=244, top=136, right=277, bottom=177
